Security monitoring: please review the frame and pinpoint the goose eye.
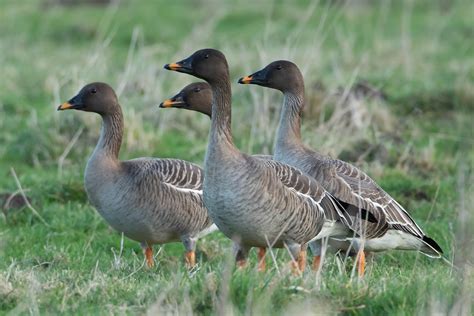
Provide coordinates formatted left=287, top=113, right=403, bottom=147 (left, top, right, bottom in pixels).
left=91, top=88, right=97, bottom=94
left=204, top=54, right=209, bottom=59
left=194, top=88, right=201, bottom=93
left=276, top=65, right=282, bottom=70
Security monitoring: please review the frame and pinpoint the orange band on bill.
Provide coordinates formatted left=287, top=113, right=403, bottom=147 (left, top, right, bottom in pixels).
left=167, top=63, right=181, bottom=70
left=240, top=75, right=253, bottom=84
left=161, top=99, right=174, bottom=107
left=58, top=102, right=73, bottom=110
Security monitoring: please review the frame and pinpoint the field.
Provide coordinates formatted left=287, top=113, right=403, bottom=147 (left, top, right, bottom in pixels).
left=0, top=0, right=473, bottom=314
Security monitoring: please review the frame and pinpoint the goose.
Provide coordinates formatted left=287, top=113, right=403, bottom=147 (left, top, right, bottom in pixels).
left=238, top=60, right=443, bottom=274
left=163, top=49, right=370, bottom=274
left=159, top=82, right=269, bottom=271
left=57, top=82, right=215, bottom=268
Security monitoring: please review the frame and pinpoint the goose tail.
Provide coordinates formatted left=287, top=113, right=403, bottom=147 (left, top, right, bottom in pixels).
left=419, top=235, right=443, bottom=258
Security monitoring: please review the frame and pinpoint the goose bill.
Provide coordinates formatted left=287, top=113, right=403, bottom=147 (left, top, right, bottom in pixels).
left=57, top=102, right=74, bottom=110
left=238, top=75, right=253, bottom=84
left=164, top=61, right=193, bottom=74
left=159, top=98, right=186, bottom=108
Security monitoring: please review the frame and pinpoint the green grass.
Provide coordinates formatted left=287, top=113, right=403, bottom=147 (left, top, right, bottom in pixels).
left=1, top=0, right=473, bottom=314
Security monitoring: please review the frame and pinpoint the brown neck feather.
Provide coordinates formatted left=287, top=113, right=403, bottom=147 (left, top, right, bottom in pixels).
left=209, top=75, right=234, bottom=146
left=205, top=74, right=240, bottom=167
left=275, top=89, right=305, bottom=154
left=97, top=107, right=123, bottom=160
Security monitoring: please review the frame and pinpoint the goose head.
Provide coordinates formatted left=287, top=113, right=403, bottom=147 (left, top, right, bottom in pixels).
left=238, top=60, right=304, bottom=93
left=160, top=82, right=212, bottom=117
left=58, top=82, right=119, bottom=115
left=164, top=49, right=229, bottom=82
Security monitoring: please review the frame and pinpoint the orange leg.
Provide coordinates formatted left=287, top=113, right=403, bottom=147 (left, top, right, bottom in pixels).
left=144, top=246, right=154, bottom=268
left=185, top=250, right=196, bottom=268
left=298, top=249, right=307, bottom=272
left=357, top=250, right=366, bottom=278
left=257, top=247, right=266, bottom=272
left=290, top=249, right=306, bottom=276
left=312, top=255, right=321, bottom=271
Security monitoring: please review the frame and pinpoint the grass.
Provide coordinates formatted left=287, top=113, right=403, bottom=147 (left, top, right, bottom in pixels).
left=1, top=0, right=473, bottom=314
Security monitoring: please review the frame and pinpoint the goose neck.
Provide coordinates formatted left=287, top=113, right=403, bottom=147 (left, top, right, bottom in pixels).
left=275, top=91, right=304, bottom=155
left=94, top=108, right=123, bottom=160
left=208, top=76, right=235, bottom=149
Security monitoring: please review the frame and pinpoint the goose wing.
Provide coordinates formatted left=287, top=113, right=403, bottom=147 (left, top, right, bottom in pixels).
left=327, top=159, right=425, bottom=238
left=123, top=158, right=203, bottom=191
left=262, top=160, right=347, bottom=227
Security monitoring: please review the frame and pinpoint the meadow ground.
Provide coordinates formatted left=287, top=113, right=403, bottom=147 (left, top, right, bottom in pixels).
left=0, top=0, right=473, bottom=314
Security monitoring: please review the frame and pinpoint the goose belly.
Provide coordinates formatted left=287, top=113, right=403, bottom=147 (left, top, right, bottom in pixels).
left=85, top=181, right=183, bottom=245
left=97, top=206, right=182, bottom=244
left=210, top=213, right=284, bottom=248
left=203, top=180, right=319, bottom=248
left=203, top=188, right=276, bottom=247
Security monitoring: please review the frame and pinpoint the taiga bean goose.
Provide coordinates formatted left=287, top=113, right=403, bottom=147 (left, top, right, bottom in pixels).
left=238, top=61, right=443, bottom=274
left=160, top=82, right=268, bottom=271
left=164, top=49, right=361, bottom=274
left=58, top=82, right=215, bottom=268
